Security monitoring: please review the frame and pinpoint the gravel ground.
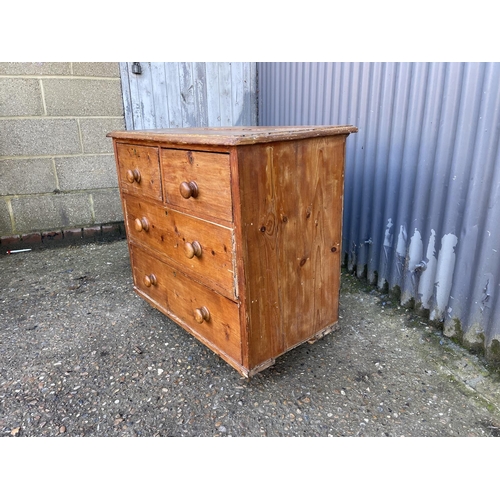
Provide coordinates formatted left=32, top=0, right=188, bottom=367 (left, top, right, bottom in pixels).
left=1, top=239, right=500, bottom=438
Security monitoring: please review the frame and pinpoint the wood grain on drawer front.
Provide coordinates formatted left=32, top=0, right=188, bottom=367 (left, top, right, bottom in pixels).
left=123, top=195, right=236, bottom=299
left=129, top=244, right=242, bottom=364
left=116, top=143, right=162, bottom=201
left=161, top=149, right=232, bottom=222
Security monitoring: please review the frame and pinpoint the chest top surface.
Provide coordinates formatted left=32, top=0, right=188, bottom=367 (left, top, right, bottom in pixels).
left=107, top=125, right=358, bottom=146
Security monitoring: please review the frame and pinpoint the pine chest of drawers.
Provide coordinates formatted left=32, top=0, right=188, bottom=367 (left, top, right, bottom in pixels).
left=107, top=126, right=357, bottom=377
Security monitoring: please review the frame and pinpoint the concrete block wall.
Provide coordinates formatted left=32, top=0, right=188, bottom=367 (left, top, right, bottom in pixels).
left=0, top=62, right=126, bottom=247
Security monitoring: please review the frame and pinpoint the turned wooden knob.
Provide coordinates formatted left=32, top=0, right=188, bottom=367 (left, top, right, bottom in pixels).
left=184, top=240, right=202, bottom=259
left=179, top=181, right=199, bottom=199
left=143, top=274, right=157, bottom=287
left=194, top=306, right=210, bottom=324
left=134, top=217, right=149, bottom=232
left=126, top=169, right=141, bottom=183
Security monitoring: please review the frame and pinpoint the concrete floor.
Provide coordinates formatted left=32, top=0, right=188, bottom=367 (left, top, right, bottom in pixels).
left=1, top=239, right=500, bottom=437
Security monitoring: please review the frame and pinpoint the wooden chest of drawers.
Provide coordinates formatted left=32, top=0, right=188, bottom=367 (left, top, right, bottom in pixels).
left=107, top=126, right=357, bottom=377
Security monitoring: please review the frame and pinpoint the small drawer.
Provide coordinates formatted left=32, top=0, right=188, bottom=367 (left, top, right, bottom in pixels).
left=123, top=195, right=236, bottom=299
left=130, top=244, right=242, bottom=364
left=116, top=143, right=162, bottom=201
left=161, top=149, right=232, bottom=222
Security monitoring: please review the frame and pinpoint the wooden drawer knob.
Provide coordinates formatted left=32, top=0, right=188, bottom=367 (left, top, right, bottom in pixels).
left=126, top=169, right=141, bottom=183
left=134, top=217, right=149, bottom=232
left=143, top=273, right=157, bottom=287
left=184, top=240, right=202, bottom=259
left=179, top=181, right=199, bottom=199
left=194, top=306, right=210, bottom=324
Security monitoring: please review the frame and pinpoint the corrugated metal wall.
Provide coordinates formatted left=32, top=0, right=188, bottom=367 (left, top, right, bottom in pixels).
left=120, top=62, right=257, bottom=130
left=258, top=62, right=500, bottom=358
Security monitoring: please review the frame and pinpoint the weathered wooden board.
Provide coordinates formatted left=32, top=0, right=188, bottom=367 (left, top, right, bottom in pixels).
left=119, top=63, right=258, bottom=130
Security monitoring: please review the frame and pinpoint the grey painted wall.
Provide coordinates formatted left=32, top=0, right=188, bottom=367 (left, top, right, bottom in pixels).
left=0, top=62, right=125, bottom=241
left=258, top=62, right=500, bottom=360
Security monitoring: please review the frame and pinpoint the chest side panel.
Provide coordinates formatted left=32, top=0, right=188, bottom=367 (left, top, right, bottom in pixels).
left=237, top=137, right=346, bottom=368
left=275, top=135, right=346, bottom=349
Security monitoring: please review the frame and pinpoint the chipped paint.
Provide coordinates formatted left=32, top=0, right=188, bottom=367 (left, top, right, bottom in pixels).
left=418, top=229, right=438, bottom=308
left=480, top=273, right=493, bottom=311
left=383, top=218, right=394, bottom=248
left=395, top=225, right=407, bottom=279
left=431, top=233, right=459, bottom=321
left=396, top=225, right=407, bottom=257
left=408, top=229, right=423, bottom=272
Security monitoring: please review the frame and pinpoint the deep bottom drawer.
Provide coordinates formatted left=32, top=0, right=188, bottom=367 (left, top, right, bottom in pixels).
left=129, top=243, right=242, bottom=364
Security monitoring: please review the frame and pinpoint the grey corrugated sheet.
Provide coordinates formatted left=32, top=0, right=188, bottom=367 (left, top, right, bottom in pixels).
left=120, top=62, right=258, bottom=130
left=257, top=62, right=500, bottom=357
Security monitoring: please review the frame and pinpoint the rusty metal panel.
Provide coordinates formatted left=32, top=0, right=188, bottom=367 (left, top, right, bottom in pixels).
left=258, top=62, right=500, bottom=356
left=120, top=62, right=257, bottom=130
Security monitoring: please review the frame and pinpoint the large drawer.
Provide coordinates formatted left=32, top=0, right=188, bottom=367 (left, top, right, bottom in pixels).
left=123, top=195, right=236, bottom=299
left=116, top=143, right=162, bottom=201
left=129, top=243, right=242, bottom=364
left=161, top=149, right=233, bottom=222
